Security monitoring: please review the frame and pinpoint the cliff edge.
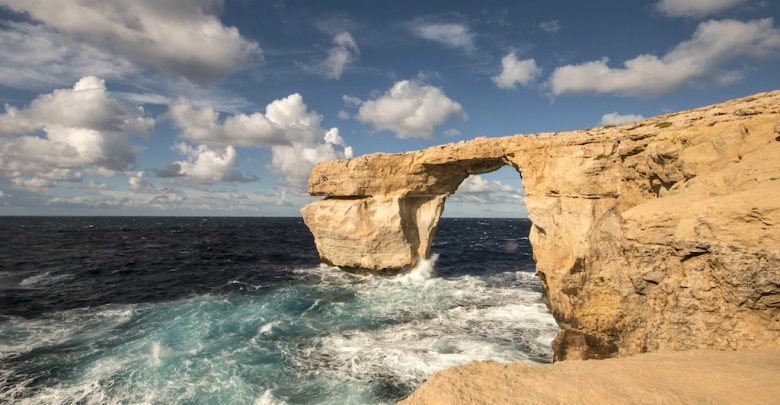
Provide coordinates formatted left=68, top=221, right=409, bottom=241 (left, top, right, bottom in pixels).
left=398, top=349, right=780, bottom=405
left=301, top=91, right=780, bottom=360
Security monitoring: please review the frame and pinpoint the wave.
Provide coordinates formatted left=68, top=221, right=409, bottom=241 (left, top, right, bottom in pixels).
left=1, top=257, right=555, bottom=404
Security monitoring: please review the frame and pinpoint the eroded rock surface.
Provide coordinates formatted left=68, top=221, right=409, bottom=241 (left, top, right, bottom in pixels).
left=398, top=349, right=780, bottom=405
left=301, top=91, right=780, bottom=359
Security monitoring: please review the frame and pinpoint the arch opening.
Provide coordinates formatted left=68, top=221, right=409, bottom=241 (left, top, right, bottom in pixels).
left=423, top=165, right=559, bottom=364
left=430, top=164, right=535, bottom=278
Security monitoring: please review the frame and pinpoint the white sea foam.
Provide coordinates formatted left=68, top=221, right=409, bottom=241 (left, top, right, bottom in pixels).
left=1, top=255, right=557, bottom=404
left=289, top=267, right=557, bottom=393
left=19, top=271, right=72, bottom=287
left=259, top=320, right=280, bottom=334
left=0, top=306, right=138, bottom=404
left=255, top=390, right=288, bottom=405
left=0, top=306, right=133, bottom=358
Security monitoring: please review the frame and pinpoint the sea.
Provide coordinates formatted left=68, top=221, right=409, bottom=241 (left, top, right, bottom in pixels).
left=0, top=217, right=557, bottom=404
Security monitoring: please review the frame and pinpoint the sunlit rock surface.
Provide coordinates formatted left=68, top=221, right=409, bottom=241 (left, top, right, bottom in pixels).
left=301, top=91, right=780, bottom=360
left=398, top=349, right=780, bottom=405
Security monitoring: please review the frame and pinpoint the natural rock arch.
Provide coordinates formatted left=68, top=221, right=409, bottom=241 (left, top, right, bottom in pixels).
left=301, top=91, right=780, bottom=360
left=302, top=153, right=515, bottom=272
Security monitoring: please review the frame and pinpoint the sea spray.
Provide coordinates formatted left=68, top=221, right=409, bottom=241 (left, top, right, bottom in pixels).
left=393, top=253, right=439, bottom=285
left=149, top=341, right=172, bottom=365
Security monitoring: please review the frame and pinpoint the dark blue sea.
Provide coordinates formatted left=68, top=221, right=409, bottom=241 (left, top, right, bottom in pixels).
left=0, top=217, right=556, bottom=404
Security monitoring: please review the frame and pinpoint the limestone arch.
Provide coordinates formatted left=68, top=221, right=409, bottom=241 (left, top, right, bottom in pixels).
left=394, top=157, right=525, bottom=268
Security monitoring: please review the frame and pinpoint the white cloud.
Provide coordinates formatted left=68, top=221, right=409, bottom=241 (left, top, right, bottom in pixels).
left=115, top=92, right=173, bottom=106
left=337, top=110, right=351, bottom=120
left=82, top=181, right=112, bottom=190
left=656, top=0, right=748, bottom=18
left=170, top=99, right=281, bottom=148
left=600, top=112, right=645, bottom=126
left=0, top=0, right=262, bottom=85
left=159, top=143, right=251, bottom=184
left=168, top=93, right=351, bottom=188
left=549, top=18, right=780, bottom=97
left=492, top=53, right=542, bottom=89
left=714, top=69, right=745, bottom=85
left=458, top=175, right=515, bottom=193
left=342, top=95, right=363, bottom=106
left=449, top=175, right=521, bottom=204
left=169, top=93, right=331, bottom=147
left=128, top=171, right=153, bottom=192
left=269, top=143, right=343, bottom=188
left=409, top=21, right=475, bottom=51
left=0, top=76, right=153, bottom=189
left=81, top=186, right=302, bottom=213
left=444, top=128, right=461, bottom=137
left=0, top=22, right=138, bottom=89
left=269, top=127, right=352, bottom=187
left=320, top=32, right=359, bottom=79
left=355, top=80, right=467, bottom=139
left=539, top=20, right=562, bottom=33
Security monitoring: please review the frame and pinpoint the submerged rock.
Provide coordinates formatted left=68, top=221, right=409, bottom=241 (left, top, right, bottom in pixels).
left=301, top=91, right=780, bottom=360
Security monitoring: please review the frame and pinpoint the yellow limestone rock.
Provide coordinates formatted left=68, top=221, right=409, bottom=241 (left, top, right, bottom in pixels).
left=398, top=349, right=780, bottom=405
left=301, top=91, right=780, bottom=360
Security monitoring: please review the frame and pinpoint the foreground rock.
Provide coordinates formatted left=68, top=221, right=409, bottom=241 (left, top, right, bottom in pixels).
left=398, top=349, right=780, bottom=405
left=301, top=91, right=780, bottom=359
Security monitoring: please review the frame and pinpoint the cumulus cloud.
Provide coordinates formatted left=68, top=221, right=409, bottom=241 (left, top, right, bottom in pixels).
left=492, top=53, right=542, bottom=89
left=170, top=93, right=332, bottom=147
left=409, top=21, right=475, bottom=52
left=0, top=76, right=153, bottom=189
left=600, top=112, right=645, bottom=126
left=656, top=0, right=748, bottom=18
left=549, top=18, right=780, bottom=97
left=0, top=0, right=262, bottom=85
left=0, top=22, right=138, bottom=89
left=269, top=127, right=352, bottom=187
left=128, top=171, right=154, bottom=192
left=155, top=143, right=252, bottom=184
left=355, top=80, right=467, bottom=139
left=319, top=32, right=359, bottom=79
left=168, top=94, right=351, bottom=188
left=171, top=99, right=281, bottom=148
left=539, top=20, right=562, bottom=33
left=449, top=175, right=521, bottom=204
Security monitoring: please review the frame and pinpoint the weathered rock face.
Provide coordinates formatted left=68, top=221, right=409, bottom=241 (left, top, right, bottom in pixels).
left=301, top=91, right=780, bottom=360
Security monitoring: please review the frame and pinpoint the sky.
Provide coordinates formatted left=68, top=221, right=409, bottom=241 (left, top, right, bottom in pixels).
left=0, top=0, right=778, bottom=217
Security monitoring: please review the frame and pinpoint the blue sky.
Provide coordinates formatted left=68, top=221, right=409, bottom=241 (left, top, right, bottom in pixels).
left=0, top=0, right=778, bottom=217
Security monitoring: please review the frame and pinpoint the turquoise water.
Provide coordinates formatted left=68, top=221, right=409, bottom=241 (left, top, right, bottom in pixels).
left=0, top=217, right=557, bottom=403
left=1, top=257, right=556, bottom=404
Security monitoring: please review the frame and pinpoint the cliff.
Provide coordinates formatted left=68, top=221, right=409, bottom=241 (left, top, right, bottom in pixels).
left=301, top=91, right=780, bottom=360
